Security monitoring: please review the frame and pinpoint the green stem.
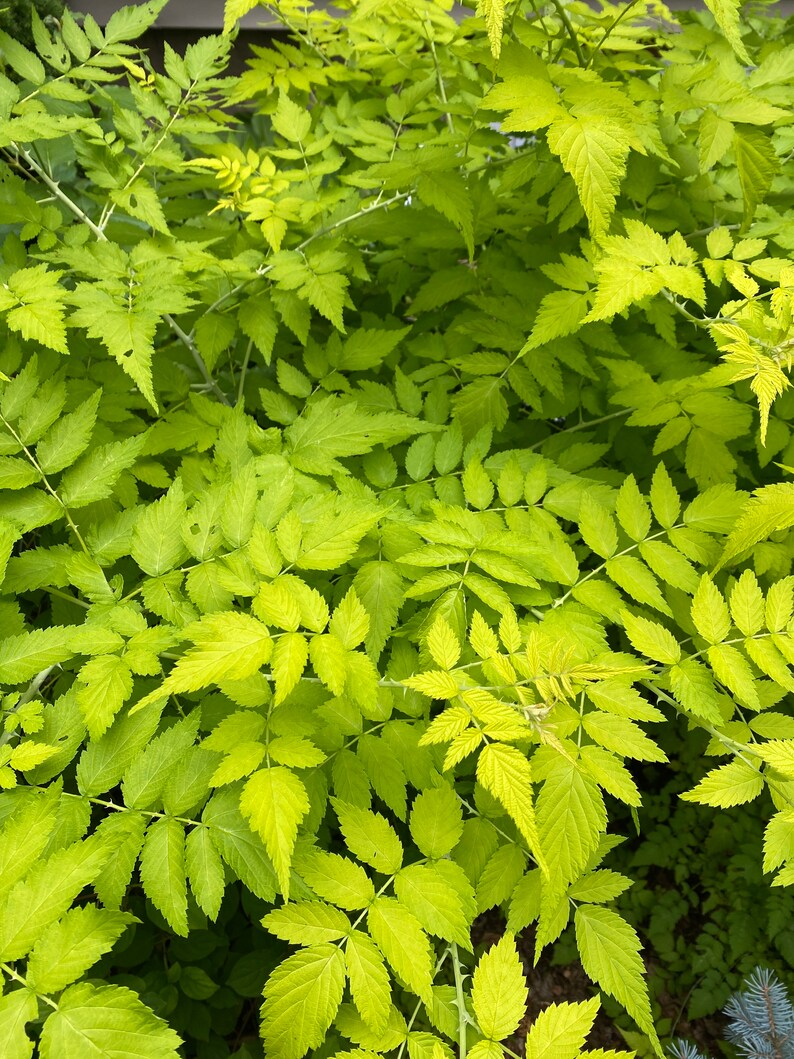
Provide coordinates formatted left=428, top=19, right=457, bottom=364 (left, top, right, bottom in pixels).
left=451, top=942, right=469, bottom=1059
left=11, top=145, right=228, bottom=406
left=585, top=0, right=642, bottom=67
left=549, top=0, right=584, bottom=65
left=0, top=410, right=91, bottom=558
left=1, top=963, right=58, bottom=1010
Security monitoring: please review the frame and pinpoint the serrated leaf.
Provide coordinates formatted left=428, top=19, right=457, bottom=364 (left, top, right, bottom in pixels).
left=704, top=0, right=750, bottom=62
left=263, top=901, right=351, bottom=945
left=0, top=988, right=36, bottom=1059
left=691, top=575, right=731, bottom=644
left=410, top=785, right=464, bottom=859
left=139, top=817, right=188, bottom=936
left=185, top=826, right=225, bottom=921
left=680, top=757, right=764, bottom=808
left=367, top=896, right=434, bottom=1004
left=27, top=906, right=134, bottom=994
left=394, top=862, right=473, bottom=948
left=525, top=998, right=600, bottom=1059
left=472, top=933, right=528, bottom=1041
left=477, top=744, right=545, bottom=872
left=262, top=944, right=346, bottom=1059
left=39, top=982, right=181, bottom=1059
left=297, top=849, right=375, bottom=910
left=537, top=761, right=606, bottom=896
left=574, top=906, right=658, bottom=1051
left=547, top=115, right=629, bottom=236
left=621, top=611, right=680, bottom=664
left=345, top=930, right=392, bottom=1034
left=240, top=767, right=309, bottom=898
left=332, top=800, right=403, bottom=874
left=427, top=615, right=461, bottom=670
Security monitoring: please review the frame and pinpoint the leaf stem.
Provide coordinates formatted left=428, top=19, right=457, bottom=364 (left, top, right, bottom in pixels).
left=549, top=0, right=585, bottom=65
left=1, top=962, right=58, bottom=1010
left=0, top=410, right=91, bottom=558
left=451, top=942, right=469, bottom=1059
left=10, top=144, right=228, bottom=406
left=585, top=0, right=642, bottom=68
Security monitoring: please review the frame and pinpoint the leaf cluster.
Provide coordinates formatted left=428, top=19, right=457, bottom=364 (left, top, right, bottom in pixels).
left=1, top=0, right=794, bottom=1056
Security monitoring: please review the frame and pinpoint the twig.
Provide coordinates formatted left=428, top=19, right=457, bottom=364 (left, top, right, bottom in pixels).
left=452, top=942, right=469, bottom=1059
left=11, top=145, right=229, bottom=406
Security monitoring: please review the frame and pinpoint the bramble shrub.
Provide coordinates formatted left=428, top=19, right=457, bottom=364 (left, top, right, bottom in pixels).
left=1, top=0, right=794, bottom=1055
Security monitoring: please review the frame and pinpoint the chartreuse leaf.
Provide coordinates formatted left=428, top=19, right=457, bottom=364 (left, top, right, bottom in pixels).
left=477, top=0, right=506, bottom=56
left=263, top=901, right=351, bottom=945
left=717, top=484, right=794, bottom=571
left=472, top=933, right=528, bottom=1041
left=39, top=982, right=182, bottom=1059
left=681, top=757, right=764, bottom=808
left=261, top=944, right=346, bottom=1059
left=345, top=929, right=392, bottom=1034
left=0, top=833, right=116, bottom=961
left=136, top=613, right=272, bottom=708
left=477, top=744, right=546, bottom=873
left=185, top=826, right=225, bottom=920
left=27, top=906, right=135, bottom=994
left=537, top=762, right=606, bottom=896
left=525, top=997, right=599, bottom=1059
left=410, top=785, right=464, bottom=859
left=574, top=906, right=660, bottom=1052
left=704, top=0, right=750, bottom=63
left=240, top=767, right=310, bottom=898
left=621, top=612, right=680, bottom=664
left=332, top=800, right=403, bottom=875
left=367, top=897, right=434, bottom=1005
left=0, top=987, right=36, bottom=1059
left=546, top=115, right=629, bottom=236
left=296, top=850, right=375, bottom=910
left=691, top=576, right=731, bottom=644
left=763, top=811, right=794, bottom=874
left=139, top=817, right=188, bottom=936
left=393, top=862, right=473, bottom=949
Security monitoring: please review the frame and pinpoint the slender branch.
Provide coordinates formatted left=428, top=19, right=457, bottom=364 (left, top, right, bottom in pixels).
left=189, top=191, right=411, bottom=334
left=237, top=339, right=254, bottom=405
left=1, top=963, right=58, bottom=1010
left=424, top=17, right=455, bottom=135
left=97, top=84, right=195, bottom=234
left=452, top=942, right=469, bottom=1059
left=585, top=0, right=642, bottom=67
left=11, top=145, right=229, bottom=405
left=549, top=0, right=585, bottom=65
left=0, top=410, right=91, bottom=557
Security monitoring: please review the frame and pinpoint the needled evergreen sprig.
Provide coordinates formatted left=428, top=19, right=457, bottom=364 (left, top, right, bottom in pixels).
left=725, top=969, right=794, bottom=1059
left=671, top=969, right=794, bottom=1059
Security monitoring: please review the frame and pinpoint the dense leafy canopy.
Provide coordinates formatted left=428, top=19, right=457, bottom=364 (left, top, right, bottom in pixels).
left=1, top=0, right=794, bottom=1055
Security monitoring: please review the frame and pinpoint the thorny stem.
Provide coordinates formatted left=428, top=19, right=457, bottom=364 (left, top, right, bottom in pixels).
left=452, top=942, right=469, bottom=1059
left=11, top=145, right=229, bottom=406
left=1, top=963, right=58, bottom=1010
